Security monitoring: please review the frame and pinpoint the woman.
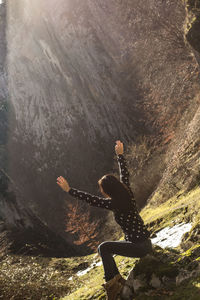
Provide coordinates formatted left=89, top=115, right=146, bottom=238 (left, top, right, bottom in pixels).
left=57, top=140, right=152, bottom=300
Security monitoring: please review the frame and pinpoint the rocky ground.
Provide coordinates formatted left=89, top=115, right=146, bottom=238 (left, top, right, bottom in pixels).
left=120, top=244, right=200, bottom=300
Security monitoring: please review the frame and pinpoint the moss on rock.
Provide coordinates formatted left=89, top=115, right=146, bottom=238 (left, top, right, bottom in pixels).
left=184, top=0, right=200, bottom=53
left=132, top=246, right=179, bottom=282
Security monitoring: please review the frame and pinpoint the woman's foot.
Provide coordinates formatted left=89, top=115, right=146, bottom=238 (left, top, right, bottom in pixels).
left=102, top=274, right=126, bottom=300
left=117, top=274, right=126, bottom=286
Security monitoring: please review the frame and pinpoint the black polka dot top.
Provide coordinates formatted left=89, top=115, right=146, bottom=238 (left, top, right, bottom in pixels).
left=68, top=154, right=151, bottom=243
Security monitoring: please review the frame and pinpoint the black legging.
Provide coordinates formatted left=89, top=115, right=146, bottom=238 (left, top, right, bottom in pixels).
left=98, top=238, right=153, bottom=282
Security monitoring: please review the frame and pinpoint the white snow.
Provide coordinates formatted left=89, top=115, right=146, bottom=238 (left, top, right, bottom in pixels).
left=68, top=260, right=102, bottom=280
left=76, top=261, right=102, bottom=276
left=151, top=222, right=192, bottom=248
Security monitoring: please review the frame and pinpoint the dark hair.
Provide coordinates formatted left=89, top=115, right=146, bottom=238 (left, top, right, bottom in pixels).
left=98, top=174, right=132, bottom=212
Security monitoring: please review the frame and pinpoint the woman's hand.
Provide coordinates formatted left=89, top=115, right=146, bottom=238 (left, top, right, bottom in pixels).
left=115, top=140, right=124, bottom=155
left=57, top=176, right=70, bottom=192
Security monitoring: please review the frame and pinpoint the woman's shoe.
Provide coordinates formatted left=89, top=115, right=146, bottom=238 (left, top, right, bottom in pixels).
left=102, top=273, right=126, bottom=300
left=117, top=274, right=126, bottom=286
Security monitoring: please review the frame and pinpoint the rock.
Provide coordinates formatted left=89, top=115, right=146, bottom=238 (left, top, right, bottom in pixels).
left=176, top=265, right=200, bottom=286
left=120, top=242, right=200, bottom=299
left=120, top=272, right=146, bottom=299
left=161, top=275, right=176, bottom=288
left=120, top=245, right=186, bottom=298
left=187, top=260, right=199, bottom=271
left=120, top=285, right=134, bottom=300
left=176, top=269, right=192, bottom=285
left=150, top=273, right=162, bottom=288
left=132, top=276, right=146, bottom=293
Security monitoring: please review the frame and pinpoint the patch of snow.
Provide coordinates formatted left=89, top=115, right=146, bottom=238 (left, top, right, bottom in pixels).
left=151, top=222, right=192, bottom=248
left=68, top=260, right=102, bottom=280
left=76, top=260, right=102, bottom=276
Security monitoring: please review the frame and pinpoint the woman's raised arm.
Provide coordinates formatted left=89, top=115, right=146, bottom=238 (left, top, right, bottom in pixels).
left=68, top=187, right=112, bottom=210
left=115, top=140, right=131, bottom=191
left=57, top=176, right=113, bottom=210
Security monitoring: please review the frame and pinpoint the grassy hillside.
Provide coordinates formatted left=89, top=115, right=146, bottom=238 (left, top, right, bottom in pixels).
left=60, top=186, right=200, bottom=299
left=1, top=186, right=198, bottom=299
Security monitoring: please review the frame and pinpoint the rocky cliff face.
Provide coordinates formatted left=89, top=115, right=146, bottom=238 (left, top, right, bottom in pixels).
left=145, top=0, right=200, bottom=205
left=185, top=0, right=200, bottom=54
left=0, top=0, right=200, bottom=252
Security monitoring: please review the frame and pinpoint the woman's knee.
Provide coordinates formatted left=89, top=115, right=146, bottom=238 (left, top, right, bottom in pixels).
left=98, top=241, right=111, bottom=255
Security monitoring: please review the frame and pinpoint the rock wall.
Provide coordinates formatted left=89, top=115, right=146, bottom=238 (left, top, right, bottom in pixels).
left=147, top=0, right=200, bottom=205
left=0, top=0, right=199, bottom=249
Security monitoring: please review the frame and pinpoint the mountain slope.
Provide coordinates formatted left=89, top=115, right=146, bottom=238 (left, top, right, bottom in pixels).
left=0, top=0, right=199, bottom=254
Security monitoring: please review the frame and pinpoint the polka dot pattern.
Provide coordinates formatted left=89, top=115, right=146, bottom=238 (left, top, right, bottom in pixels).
left=68, top=188, right=113, bottom=210
left=68, top=153, right=151, bottom=242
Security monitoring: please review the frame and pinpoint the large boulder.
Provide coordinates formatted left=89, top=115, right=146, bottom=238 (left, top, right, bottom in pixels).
left=120, top=244, right=200, bottom=299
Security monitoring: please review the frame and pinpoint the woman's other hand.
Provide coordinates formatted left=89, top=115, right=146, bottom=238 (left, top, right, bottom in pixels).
left=115, top=140, right=124, bottom=155
left=57, top=176, right=70, bottom=192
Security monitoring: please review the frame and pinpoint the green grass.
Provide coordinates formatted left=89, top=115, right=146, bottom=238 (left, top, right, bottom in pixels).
left=61, top=255, right=138, bottom=300
left=141, top=187, right=200, bottom=236
left=61, top=187, right=200, bottom=299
